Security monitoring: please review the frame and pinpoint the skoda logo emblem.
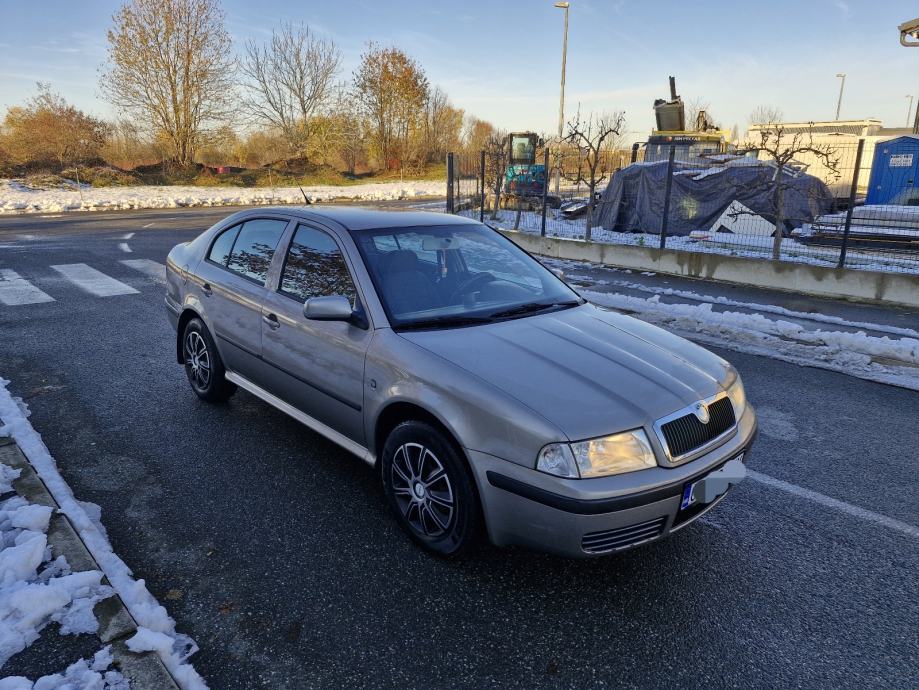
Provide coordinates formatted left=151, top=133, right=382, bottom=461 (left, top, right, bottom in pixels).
left=693, top=402, right=710, bottom=424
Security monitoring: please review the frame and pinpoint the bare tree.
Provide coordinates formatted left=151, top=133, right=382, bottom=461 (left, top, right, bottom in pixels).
left=733, top=122, right=839, bottom=259
left=483, top=131, right=507, bottom=219
left=564, top=110, right=626, bottom=238
left=102, top=0, right=235, bottom=166
left=749, top=105, right=785, bottom=125
left=242, top=23, right=341, bottom=158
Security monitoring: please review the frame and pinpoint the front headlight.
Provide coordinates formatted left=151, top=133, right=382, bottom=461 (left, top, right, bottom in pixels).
left=570, top=429, right=657, bottom=478
left=536, top=443, right=579, bottom=478
left=726, top=375, right=747, bottom=420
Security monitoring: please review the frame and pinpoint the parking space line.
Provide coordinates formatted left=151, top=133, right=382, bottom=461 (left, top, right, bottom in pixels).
left=50, top=263, right=139, bottom=297
left=120, top=259, right=166, bottom=284
left=748, top=470, right=919, bottom=538
left=0, top=268, right=55, bottom=306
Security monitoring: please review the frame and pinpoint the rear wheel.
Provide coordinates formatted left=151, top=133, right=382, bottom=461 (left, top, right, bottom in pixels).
left=381, top=421, right=481, bottom=557
left=182, top=318, right=236, bottom=403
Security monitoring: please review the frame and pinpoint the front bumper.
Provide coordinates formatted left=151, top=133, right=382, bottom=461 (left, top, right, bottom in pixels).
left=468, top=406, right=757, bottom=558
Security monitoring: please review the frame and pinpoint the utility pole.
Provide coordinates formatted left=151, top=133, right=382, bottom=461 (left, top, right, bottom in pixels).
left=908, top=95, right=915, bottom=128
left=835, top=73, right=846, bottom=121
left=554, top=2, right=570, bottom=196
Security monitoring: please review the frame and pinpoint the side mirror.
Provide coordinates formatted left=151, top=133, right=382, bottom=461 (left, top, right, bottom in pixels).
left=304, top=295, right=353, bottom=321
left=550, top=268, right=566, bottom=281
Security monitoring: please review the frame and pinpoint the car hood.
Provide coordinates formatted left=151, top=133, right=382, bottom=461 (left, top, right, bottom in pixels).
left=399, top=304, right=733, bottom=441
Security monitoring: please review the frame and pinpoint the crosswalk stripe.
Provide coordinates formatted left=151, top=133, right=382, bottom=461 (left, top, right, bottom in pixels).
left=120, top=259, right=167, bottom=284
left=0, top=269, right=55, bottom=306
left=50, top=263, right=139, bottom=297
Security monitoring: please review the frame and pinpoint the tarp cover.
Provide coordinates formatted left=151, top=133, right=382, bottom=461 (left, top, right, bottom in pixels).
left=596, top=159, right=834, bottom=235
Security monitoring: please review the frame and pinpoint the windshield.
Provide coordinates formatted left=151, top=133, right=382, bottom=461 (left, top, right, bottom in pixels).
left=352, top=223, right=582, bottom=329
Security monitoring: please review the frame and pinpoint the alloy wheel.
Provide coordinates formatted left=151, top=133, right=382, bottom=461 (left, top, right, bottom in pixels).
left=391, top=442, right=455, bottom=537
left=184, top=331, right=211, bottom=389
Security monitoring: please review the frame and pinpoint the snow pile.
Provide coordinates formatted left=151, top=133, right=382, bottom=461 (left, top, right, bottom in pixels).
left=0, top=179, right=444, bottom=214
left=0, top=378, right=208, bottom=689
left=582, top=290, right=919, bottom=390
left=0, top=490, right=114, bottom=665
left=0, top=646, right=128, bottom=689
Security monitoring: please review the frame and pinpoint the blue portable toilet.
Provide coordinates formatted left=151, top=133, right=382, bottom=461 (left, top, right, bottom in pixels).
left=866, top=135, right=919, bottom=205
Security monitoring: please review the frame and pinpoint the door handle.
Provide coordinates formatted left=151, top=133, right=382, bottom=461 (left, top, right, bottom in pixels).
left=263, top=313, right=280, bottom=330
left=201, top=282, right=212, bottom=296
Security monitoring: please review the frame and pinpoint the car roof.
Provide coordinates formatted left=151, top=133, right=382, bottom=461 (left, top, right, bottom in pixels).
left=229, top=205, right=481, bottom=231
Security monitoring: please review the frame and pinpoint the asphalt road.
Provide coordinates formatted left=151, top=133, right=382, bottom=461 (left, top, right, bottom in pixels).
left=1, top=207, right=917, bottom=689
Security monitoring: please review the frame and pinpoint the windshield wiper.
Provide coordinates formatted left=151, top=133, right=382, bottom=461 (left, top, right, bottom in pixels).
left=397, top=314, right=495, bottom=331
left=489, top=300, right=581, bottom=320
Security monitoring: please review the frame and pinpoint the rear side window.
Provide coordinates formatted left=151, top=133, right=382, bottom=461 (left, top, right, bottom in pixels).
left=208, top=224, right=240, bottom=265
left=280, top=225, right=357, bottom=306
left=225, top=219, right=288, bottom=283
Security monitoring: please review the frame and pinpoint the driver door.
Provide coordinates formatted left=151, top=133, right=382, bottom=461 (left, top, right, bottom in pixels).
left=259, top=223, right=372, bottom=445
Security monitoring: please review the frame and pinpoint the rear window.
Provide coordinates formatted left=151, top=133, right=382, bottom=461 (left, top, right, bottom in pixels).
left=225, top=219, right=288, bottom=283
left=208, top=224, right=240, bottom=265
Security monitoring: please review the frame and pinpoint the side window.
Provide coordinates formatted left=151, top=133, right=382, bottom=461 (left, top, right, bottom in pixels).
left=226, top=218, right=288, bottom=283
left=280, top=225, right=357, bottom=306
left=208, top=224, right=241, bottom=265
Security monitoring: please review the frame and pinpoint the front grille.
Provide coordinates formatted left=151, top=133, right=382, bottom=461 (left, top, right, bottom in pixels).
left=581, top=516, right=666, bottom=554
left=660, top=396, right=735, bottom=459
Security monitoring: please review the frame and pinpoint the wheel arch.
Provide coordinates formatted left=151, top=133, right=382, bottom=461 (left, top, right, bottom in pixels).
left=373, top=401, right=465, bottom=468
left=175, top=307, right=202, bottom=363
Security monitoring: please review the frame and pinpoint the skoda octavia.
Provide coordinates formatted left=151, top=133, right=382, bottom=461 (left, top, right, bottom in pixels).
left=165, top=208, right=755, bottom=558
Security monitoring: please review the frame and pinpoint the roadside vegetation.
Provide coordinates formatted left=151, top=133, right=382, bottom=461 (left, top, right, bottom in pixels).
left=0, top=0, right=498, bottom=188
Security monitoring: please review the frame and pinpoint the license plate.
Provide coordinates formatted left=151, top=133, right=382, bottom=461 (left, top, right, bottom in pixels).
left=680, top=453, right=744, bottom=510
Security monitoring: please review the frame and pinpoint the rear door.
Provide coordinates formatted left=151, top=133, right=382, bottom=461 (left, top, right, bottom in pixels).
left=195, top=217, right=290, bottom=379
left=259, top=223, right=372, bottom=444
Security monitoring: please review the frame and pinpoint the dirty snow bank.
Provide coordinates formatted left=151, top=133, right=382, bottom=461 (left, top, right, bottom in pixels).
left=582, top=291, right=919, bottom=390
left=0, top=646, right=127, bottom=689
left=0, top=179, right=444, bottom=214
left=0, top=377, right=207, bottom=689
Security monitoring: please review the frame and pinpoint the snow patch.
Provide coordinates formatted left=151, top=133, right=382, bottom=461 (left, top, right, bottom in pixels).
left=0, top=179, right=444, bottom=215
left=0, top=377, right=207, bottom=689
left=0, top=646, right=128, bottom=689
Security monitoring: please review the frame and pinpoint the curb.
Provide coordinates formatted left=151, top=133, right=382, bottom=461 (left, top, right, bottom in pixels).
left=0, top=438, right=179, bottom=689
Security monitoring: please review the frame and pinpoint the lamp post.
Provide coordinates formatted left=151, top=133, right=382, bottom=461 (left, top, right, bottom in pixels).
left=900, top=19, right=919, bottom=132
left=553, top=1, right=569, bottom=196
left=908, top=95, right=915, bottom=127
left=835, top=73, right=846, bottom=121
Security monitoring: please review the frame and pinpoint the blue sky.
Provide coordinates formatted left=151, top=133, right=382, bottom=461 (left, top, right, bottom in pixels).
left=2, top=0, right=918, bottom=142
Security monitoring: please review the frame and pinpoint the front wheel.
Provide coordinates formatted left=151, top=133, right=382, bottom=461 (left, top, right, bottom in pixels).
left=381, top=421, right=481, bottom=557
left=182, top=318, right=236, bottom=403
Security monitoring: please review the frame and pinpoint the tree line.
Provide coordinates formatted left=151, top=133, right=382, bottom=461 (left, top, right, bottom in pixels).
left=0, top=0, right=501, bottom=178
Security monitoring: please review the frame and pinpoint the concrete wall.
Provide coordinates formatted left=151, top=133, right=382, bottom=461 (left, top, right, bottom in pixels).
left=500, top=230, right=919, bottom=309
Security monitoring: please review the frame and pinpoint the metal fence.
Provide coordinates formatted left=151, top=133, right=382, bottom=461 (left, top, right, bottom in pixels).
left=445, top=140, right=919, bottom=275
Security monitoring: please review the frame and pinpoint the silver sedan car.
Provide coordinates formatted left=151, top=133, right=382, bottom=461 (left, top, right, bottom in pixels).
left=165, top=208, right=756, bottom=558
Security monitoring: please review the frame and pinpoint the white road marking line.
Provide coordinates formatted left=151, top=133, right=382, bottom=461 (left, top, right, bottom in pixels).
left=120, top=259, right=166, bottom=284
left=747, top=470, right=919, bottom=539
left=50, top=263, right=139, bottom=297
left=0, top=269, right=55, bottom=306
left=118, top=242, right=132, bottom=253
left=121, top=232, right=136, bottom=239
left=142, top=223, right=154, bottom=228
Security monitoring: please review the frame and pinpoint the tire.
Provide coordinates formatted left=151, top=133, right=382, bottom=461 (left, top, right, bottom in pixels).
left=181, top=318, right=236, bottom=403
left=381, top=421, right=481, bottom=558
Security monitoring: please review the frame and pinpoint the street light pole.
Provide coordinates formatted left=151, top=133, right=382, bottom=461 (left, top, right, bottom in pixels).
left=835, top=73, right=846, bottom=121
left=907, top=95, right=915, bottom=127
left=554, top=1, right=569, bottom=197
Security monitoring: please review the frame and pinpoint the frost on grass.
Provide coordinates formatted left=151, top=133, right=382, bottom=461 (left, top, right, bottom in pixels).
left=0, top=377, right=209, bottom=689
left=0, top=645, right=128, bottom=690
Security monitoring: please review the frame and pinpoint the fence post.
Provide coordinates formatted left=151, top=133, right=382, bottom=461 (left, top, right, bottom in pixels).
left=837, top=138, right=865, bottom=269
left=659, top=145, right=676, bottom=250
left=478, top=150, right=486, bottom=222
left=541, top=147, right=550, bottom=236
left=446, top=152, right=455, bottom=214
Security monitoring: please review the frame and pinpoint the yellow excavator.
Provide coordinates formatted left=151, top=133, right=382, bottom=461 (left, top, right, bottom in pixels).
left=643, top=76, right=732, bottom=164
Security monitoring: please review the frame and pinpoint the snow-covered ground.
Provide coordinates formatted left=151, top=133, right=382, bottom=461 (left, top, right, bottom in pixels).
left=0, top=179, right=445, bottom=215
left=547, top=261, right=919, bottom=390
left=472, top=208, right=919, bottom=274
left=0, top=378, right=207, bottom=689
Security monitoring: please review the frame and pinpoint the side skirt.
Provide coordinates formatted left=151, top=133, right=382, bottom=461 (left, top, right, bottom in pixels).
left=224, top=371, right=375, bottom=466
